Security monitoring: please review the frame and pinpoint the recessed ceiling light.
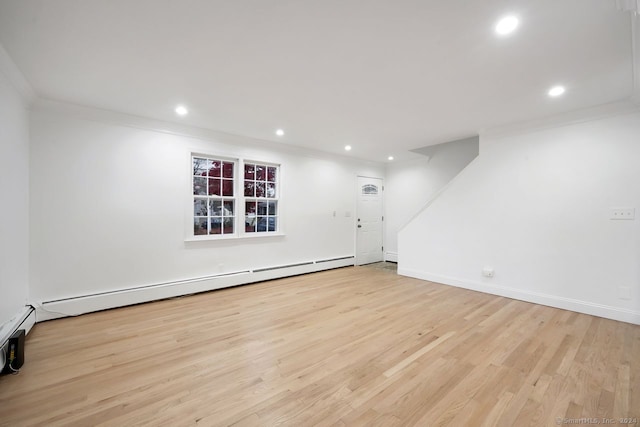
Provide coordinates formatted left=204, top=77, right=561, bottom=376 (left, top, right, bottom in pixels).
left=548, top=85, right=566, bottom=97
left=344, top=145, right=352, bottom=151
left=495, top=16, right=519, bottom=35
left=388, top=156, right=394, bottom=161
left=175, top=105, right=188, bottom=116
left=275, top=129, right=284, bottom=136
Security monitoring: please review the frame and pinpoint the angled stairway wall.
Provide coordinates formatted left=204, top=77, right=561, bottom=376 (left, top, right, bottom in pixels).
left=384, top=136, right=478, bottom=261
left=398, top=109, right=640, bottom=324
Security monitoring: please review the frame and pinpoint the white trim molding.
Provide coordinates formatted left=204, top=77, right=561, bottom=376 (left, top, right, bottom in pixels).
left=398, top=268, right=640, bottom=326
left=384, top=251, right=398, bottom=263
left=480, top=100, right=640, bottom=142
left=36, top=257, right=355, bottom=322
left=31, top=98, right=381, bottom=167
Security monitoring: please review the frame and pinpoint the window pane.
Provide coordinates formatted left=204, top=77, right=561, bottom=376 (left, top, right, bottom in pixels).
left=244, top=181, right=255, bottom=197
left=209, top=200, right=222, bottom=216
left=244, top=164, right=255, bottom=180
left=223, top=218, right=234, bottom=234
left=257, top=216, right=269, bottom=232
left=266, top=182, right=276, bottom=198
left=267, top=167, right=277, bottom=182
left=222, top=179, right=234, bottom=196
left=362, top=184, right=378, bottom=195
left=255, top=182, right=265, bottom=197
left=192, top=155, right=239, bottom=238
left=209, top=217, right=222, bottom=234
left=245, top=215, right=256, bottom=232
left=193, top=177, right=207, bottom=195
left=194, top=198, right=208, bottom=216
left=223, top=200, right=234, bottom=216
left=193, top=157, right=280, bottom=237
left=256, top=165, right=266, bottom=181
left=193, top=157, right=207, bottom=176
left=194, top=218, right=208, bottom=235
left=208, top=178, right=221, bottom=196
left=222, top=162, right=234, bottom=178
left=268, top=217, right=277, bottom=232
left=268, top=201, right=277, bottom=215
left=209, top=160, right=221, bottom=177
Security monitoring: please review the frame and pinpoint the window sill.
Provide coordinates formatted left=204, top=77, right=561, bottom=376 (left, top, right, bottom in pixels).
left=185, top=232, right=286, bottom=242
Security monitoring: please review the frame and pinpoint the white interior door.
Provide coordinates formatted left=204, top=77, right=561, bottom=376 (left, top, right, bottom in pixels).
left=356, top=176, right=383, bottom=265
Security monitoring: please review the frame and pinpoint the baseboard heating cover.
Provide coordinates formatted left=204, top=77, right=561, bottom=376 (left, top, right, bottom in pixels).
left=36, top=256, right=355, bottom=321
left=0, top=306, right=35, bottom=350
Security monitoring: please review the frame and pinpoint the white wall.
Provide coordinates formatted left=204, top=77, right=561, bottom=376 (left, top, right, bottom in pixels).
left=384, top=137, right=478, bottom=261
left=399, top=111, right=640, bottom=324
left=29, top=103, right=383, bottom=309
left=0, top=61, right=30, bottom=334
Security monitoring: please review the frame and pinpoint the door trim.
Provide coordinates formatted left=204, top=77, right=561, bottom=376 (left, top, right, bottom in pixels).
left=355, top=175, right=384, bottom=266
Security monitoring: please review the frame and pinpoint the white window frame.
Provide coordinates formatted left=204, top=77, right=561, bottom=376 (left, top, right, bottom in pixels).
left=242, top=160, right=280, bottom=235
left=191, top=154, right=239, bottom=239
left=188, top=153, right=283, bottom=241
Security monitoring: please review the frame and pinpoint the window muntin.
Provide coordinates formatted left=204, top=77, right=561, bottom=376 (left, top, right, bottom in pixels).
left=244, top=163, right=278, bottom=233
left=192, top=156, right=236, bottom=236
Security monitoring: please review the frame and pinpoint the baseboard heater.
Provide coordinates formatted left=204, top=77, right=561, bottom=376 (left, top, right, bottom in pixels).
left=316, top=256, right=354, bottom=264
left=253, top=262, right=314, bottom=273
left=37, top=256, right=354, bottom=321
left=0, top=306, right=35, bottom=374
left=41, top=270, right=252, bottom=305
left=0, top=306, right=35, bottom=349
left=252, top=256, right=353, bottom=273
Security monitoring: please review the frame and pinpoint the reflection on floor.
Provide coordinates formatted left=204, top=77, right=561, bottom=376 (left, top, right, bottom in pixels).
left=362, top=261, right=398, bottom=272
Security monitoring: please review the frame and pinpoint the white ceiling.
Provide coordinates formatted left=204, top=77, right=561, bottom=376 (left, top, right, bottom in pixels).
left=0, top=0, right=635, bottom=162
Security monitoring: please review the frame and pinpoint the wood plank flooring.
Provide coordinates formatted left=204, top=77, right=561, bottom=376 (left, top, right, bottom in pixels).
left=0, top=266, right=638, bottom=426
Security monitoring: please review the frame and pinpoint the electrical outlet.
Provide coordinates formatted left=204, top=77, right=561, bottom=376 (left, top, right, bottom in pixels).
left=482, top=267, right=494, bottom=278
left=610, top=208, right=635, bottom=220
left=619, top=286, right=632, bottom=300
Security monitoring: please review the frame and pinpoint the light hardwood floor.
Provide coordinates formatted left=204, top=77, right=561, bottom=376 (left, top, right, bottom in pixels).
left=0, top=266, right=638, bottom=426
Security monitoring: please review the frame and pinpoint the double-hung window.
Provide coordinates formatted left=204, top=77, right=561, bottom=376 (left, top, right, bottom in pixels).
left=192, top=156, right=236, bottom=236
left=244, top=163, right=278, bottom=233
left=192, top=155, right=280, bottom=238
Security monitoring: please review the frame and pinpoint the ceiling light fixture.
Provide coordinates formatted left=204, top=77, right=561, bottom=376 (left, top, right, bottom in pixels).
left=388, top=156, right=394, bottom=161
left=175, top=105, right=188, bottom=116
left=344, top=145, right=352, bottom=151
left=495, top=16, right=519, bottom=35
left=275, top=129, right=284, bottom=136
left=548, top=85, right=566, bottom=97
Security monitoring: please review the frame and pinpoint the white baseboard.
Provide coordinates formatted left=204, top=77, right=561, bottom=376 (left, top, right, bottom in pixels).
left=36, top=257, right=354, bottom=321
left=398, top=268, right=640, bottom=325
left=384, top=251, right=398, bottom=263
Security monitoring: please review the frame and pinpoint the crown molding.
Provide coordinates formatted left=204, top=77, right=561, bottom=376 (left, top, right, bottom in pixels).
left=32, top=98, right=384, bottom=167
left=479, top=99, right=640, bottom=141
left=482, top=11, right=640, bottom=140
left=0, top=43, right=36, bottom=103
